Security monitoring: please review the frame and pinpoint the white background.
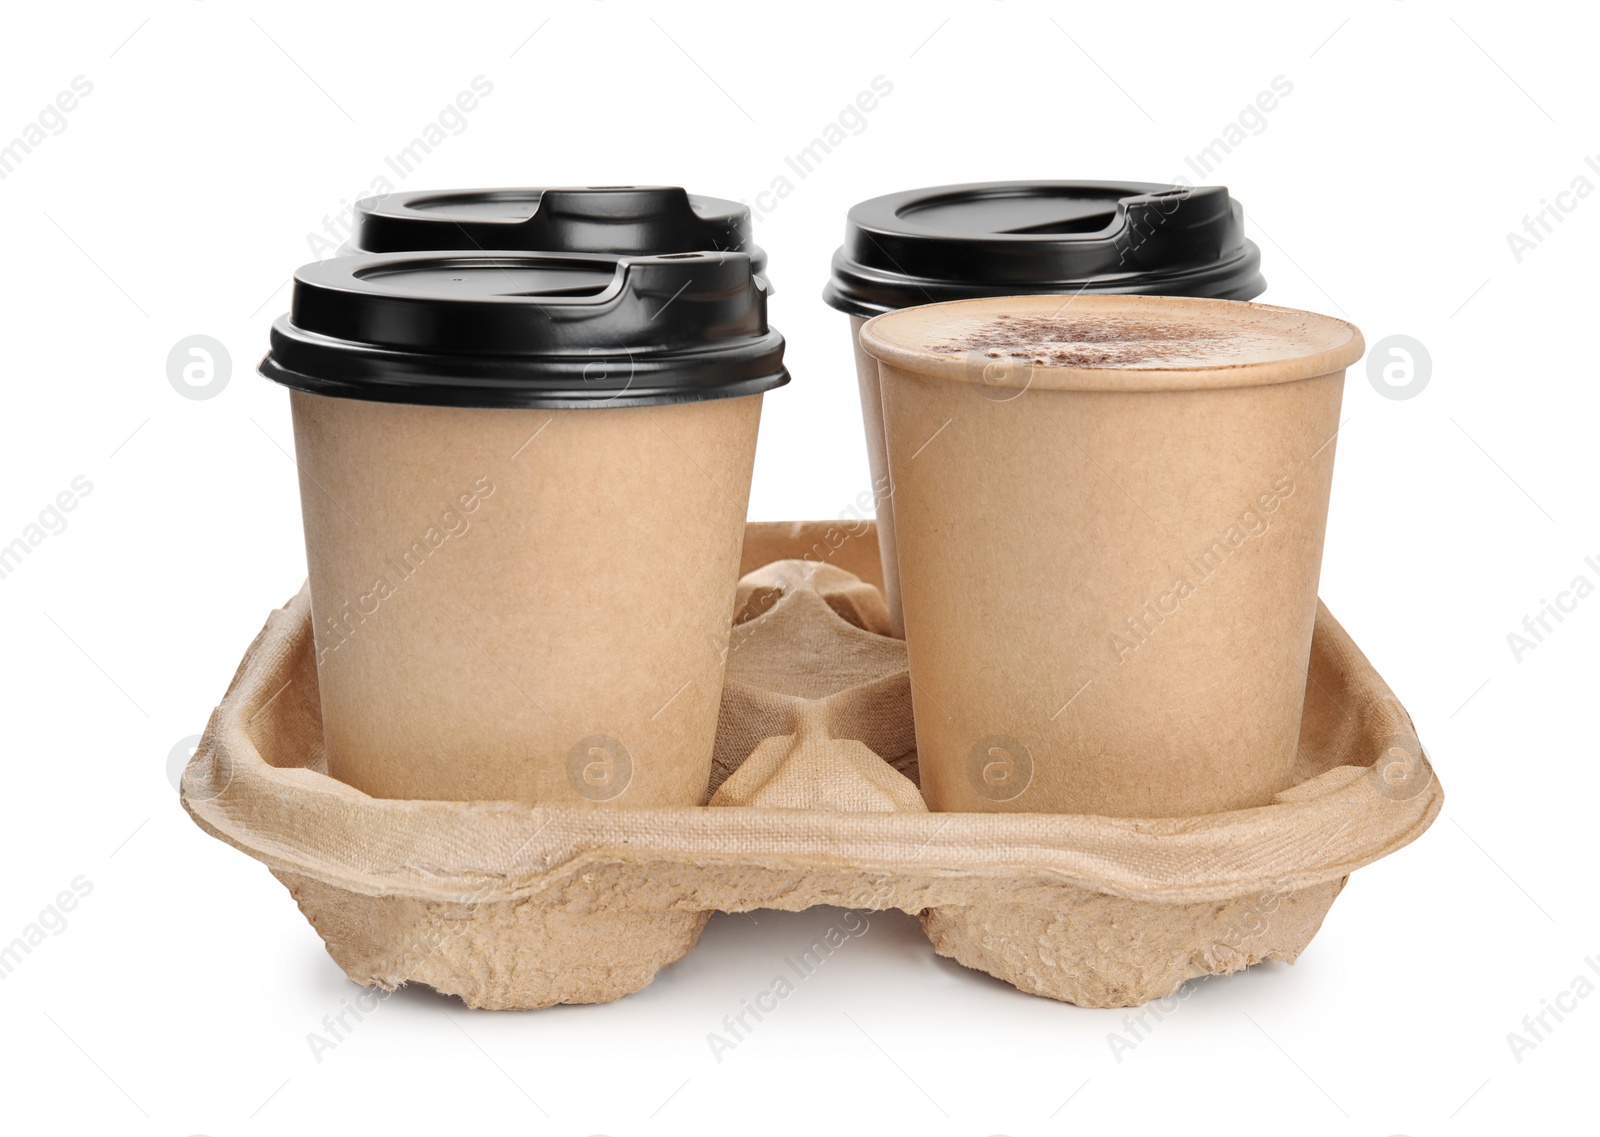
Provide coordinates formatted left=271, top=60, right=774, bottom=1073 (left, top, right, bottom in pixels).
left=1, top=2, right=1594, bottom=1134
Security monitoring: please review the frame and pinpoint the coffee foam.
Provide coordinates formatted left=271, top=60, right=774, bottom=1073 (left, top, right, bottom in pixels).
left=929, top=312, right=1238, bottom=369
left=862, top=294, right=1364, bottom=387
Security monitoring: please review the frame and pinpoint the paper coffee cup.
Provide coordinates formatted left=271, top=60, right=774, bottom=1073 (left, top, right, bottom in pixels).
left=261, top=250, right=787, bottom=806
left=827, top=181, right=1266, bottom=636
left=860, top=294, right=1362, bottom=818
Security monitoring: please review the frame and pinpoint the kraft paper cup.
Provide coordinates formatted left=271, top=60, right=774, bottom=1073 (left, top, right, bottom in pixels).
left=848, top=315, right=904, bottom=635
left=861, top=294, right=1362, bottom=818
left=826, top=182, right=1268, bottom=638
left=262, top=250, right=787, bottom=806
left=290, top=391, right=762, bottom=806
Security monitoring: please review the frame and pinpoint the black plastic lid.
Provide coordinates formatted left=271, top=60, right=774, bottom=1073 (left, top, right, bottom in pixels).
left=348, top=186, right=768, bottom=282
left=823, top=181, right=1264, bottom=318
left=260, top=250, right=787, bottom=409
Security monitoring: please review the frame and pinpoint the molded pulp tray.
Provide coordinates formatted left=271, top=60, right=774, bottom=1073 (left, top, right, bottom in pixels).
left=181, top=521, right=1441, bottom=1009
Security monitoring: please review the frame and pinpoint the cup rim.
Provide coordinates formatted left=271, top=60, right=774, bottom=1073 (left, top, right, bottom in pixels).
left=858, top=294, right=1364, bottom=393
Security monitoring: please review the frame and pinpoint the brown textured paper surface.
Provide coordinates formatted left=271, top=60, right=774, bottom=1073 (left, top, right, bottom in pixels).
left=182, top=521, right=1438, bottom=1010
left=289, top=389, right=761, bottom=806
left=846, top=314, right=906, bottom=636
left=863, top=295, right=1366, bottom=817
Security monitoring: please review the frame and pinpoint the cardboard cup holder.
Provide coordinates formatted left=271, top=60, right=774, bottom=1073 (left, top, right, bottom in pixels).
left=182, top=521, right=1440, bottom=1010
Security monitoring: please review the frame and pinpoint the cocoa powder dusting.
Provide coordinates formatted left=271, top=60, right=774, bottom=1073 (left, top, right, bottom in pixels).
left=930, top=313, right=1238, bottom=368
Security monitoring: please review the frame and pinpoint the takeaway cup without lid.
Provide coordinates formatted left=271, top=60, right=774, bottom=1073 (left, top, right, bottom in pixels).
left=860, top=293, right=1363, bottom=818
